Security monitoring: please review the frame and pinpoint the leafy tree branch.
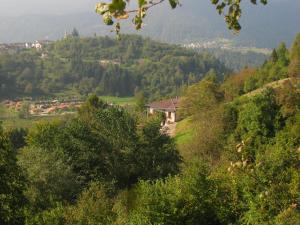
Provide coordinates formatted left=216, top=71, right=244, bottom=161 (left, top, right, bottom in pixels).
left=95, top=0, right=268, bottom=35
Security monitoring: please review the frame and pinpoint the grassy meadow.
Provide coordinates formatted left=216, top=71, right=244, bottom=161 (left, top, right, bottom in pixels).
left=98, top=96, right=136, bottom=106
left=175, top=117, right=194, bottom=145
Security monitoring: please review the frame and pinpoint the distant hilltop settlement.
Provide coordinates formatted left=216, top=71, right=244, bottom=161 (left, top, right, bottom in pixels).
left=0, top=40, right=53, bottom=54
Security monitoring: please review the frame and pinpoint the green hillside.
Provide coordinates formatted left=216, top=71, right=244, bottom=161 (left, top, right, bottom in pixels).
left=1, top=34, right=300, bottom=225
left=0, top=35, right=228, bottom=101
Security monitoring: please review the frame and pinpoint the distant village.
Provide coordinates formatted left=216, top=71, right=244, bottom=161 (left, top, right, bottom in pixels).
left=0, top=40, right=53, bottom=54
left=2, top=99, right=83, bottom=117
left=183, top=38, right=271, bottom=55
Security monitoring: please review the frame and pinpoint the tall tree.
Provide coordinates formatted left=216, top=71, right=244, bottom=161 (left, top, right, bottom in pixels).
left=71, top=28, right=80, bottom=38
left=270, top=49, right=278, bottom=63
left=288, top=33, right=300, bottom=77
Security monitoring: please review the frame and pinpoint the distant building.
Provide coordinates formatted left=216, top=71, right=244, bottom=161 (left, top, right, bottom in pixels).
left=146, top=97, right=180, bottom=123
left=32, top=41, right=42, bottom=49
left=99, top=59, right=120, bottom=66
left=0, top=40, right=53, bottom=54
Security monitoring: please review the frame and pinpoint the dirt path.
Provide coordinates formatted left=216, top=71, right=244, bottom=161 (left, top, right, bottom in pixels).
left=162, top=122, right=177, bottom=137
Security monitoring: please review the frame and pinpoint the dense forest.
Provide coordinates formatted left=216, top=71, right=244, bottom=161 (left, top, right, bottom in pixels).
left=203, top=49, right=268, bottom=72
left=0, top=35, right=228, bottom=100
left=0, top=33, right=300, bottom=225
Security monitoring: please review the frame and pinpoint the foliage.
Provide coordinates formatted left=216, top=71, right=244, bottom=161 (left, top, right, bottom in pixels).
left=18, top=147, right=80, bottom=211
left=179, top=71, right=223, bottom=118
left=221, top=68, right=256, bottom=101
left=18, top=101, right=30, bottom=119
left=65, top=182, right=115, bottom=225
left=71, top=28, right=80, bottom=38
left=137, top=118, right=182, bottom=180
left=21, top=96, right=181, bottom=209
left=235, top=89, right=281, bottom=151
left=243, top=42, right=290, bottom=93
left=6, top=127, right=28, bottom=150
left=197, top=49, right=268, bottom=72
left=0, top=35, right=228, bottom=101
left=225, top=110, right=300, bottom=224
left=134, top=90, right=146, bottom=112
left=115, top=161, right=234, bottom=225
left=25, top=203, right=65, bottom=225
left=288, top=33, right=300, bottom=77
left=174, top=39, right=300, bottom=223
left=0, top=123, right=27, bottom=225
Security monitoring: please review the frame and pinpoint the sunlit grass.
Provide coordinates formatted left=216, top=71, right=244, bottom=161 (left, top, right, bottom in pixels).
left=99, top=96, right=136, bottom=106
left=175, top=117, right=194, bottom=145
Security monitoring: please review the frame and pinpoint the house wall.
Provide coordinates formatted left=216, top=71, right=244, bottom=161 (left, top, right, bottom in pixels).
left=171, top=112, right=176, bottom=122
left=166, top=111, right=176, bottom=123
left=149, top=108, right=154, bottom=114
left=148, top=108, right=177, bottom=123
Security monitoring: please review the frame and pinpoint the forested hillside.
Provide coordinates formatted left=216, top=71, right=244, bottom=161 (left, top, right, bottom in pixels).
left=0, top=35, right=228, bottom=100
left=194, top=49, right=268, bottom=71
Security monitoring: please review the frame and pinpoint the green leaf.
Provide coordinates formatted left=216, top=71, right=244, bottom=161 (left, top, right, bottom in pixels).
left=169, top=0, right=178, bottom=9
left=109, top=0, right=126, bottom=12
left=138, top=0, right=147, bottom=7
left=103, top=12, right=114, bottom=25
left=95, top=3, right=109, bottom=15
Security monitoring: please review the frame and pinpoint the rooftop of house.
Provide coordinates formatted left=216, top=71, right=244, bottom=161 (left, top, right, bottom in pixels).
left=147, top=97, right=180, bottom=112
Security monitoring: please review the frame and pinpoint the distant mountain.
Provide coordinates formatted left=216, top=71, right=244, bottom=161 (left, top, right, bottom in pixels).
left=0, top=0, right=299, bottom=48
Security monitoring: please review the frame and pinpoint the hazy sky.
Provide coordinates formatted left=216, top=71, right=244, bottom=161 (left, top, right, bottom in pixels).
left=0, top=0, right=292, bottom=16
left=0, top=0, right=100, bottom=16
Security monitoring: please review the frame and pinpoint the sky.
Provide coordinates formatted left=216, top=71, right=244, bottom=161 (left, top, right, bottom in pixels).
left=0, top=0, right=298, bottom=48
left=0, top=0, right=292, bottom=16
left=0, top=0, right=99, bottom=16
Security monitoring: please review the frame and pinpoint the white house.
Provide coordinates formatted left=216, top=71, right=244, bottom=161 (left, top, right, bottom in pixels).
left=32, top=41, right=42, bottom=49
left=146, top=97, right=180, bottom=123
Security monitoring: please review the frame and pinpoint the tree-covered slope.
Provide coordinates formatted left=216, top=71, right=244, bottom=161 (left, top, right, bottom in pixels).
left=0, top=35, right=228, bottom=100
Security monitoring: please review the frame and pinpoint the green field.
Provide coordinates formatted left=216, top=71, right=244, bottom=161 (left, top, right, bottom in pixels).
left=98, top=96, right=136, bottom=106
left=1, top=115, right=70, bottom=129
left=174, top=117, right=194, bottom=145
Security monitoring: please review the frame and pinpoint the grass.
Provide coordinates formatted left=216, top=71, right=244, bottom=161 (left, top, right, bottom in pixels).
left=174, top=117, right=194, bottom=145
left=52, top=94, right=136, bottom=106
left=0, top=104, right=72, bottom=129
left=99, top=96, right=136, bottom=106
left=1, top=114, right=71, bottom=130
left=0, top=104, right=18, bottom=118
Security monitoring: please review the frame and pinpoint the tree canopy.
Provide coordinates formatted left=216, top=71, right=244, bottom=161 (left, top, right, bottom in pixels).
left=0, top=35, right=228, bottom=100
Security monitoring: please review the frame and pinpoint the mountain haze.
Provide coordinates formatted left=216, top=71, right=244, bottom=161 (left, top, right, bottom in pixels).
left=0, top=0, right=299, bottom=48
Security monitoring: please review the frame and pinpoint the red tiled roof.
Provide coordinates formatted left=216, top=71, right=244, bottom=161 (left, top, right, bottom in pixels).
left=147, top=98, right=180, bottom=112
